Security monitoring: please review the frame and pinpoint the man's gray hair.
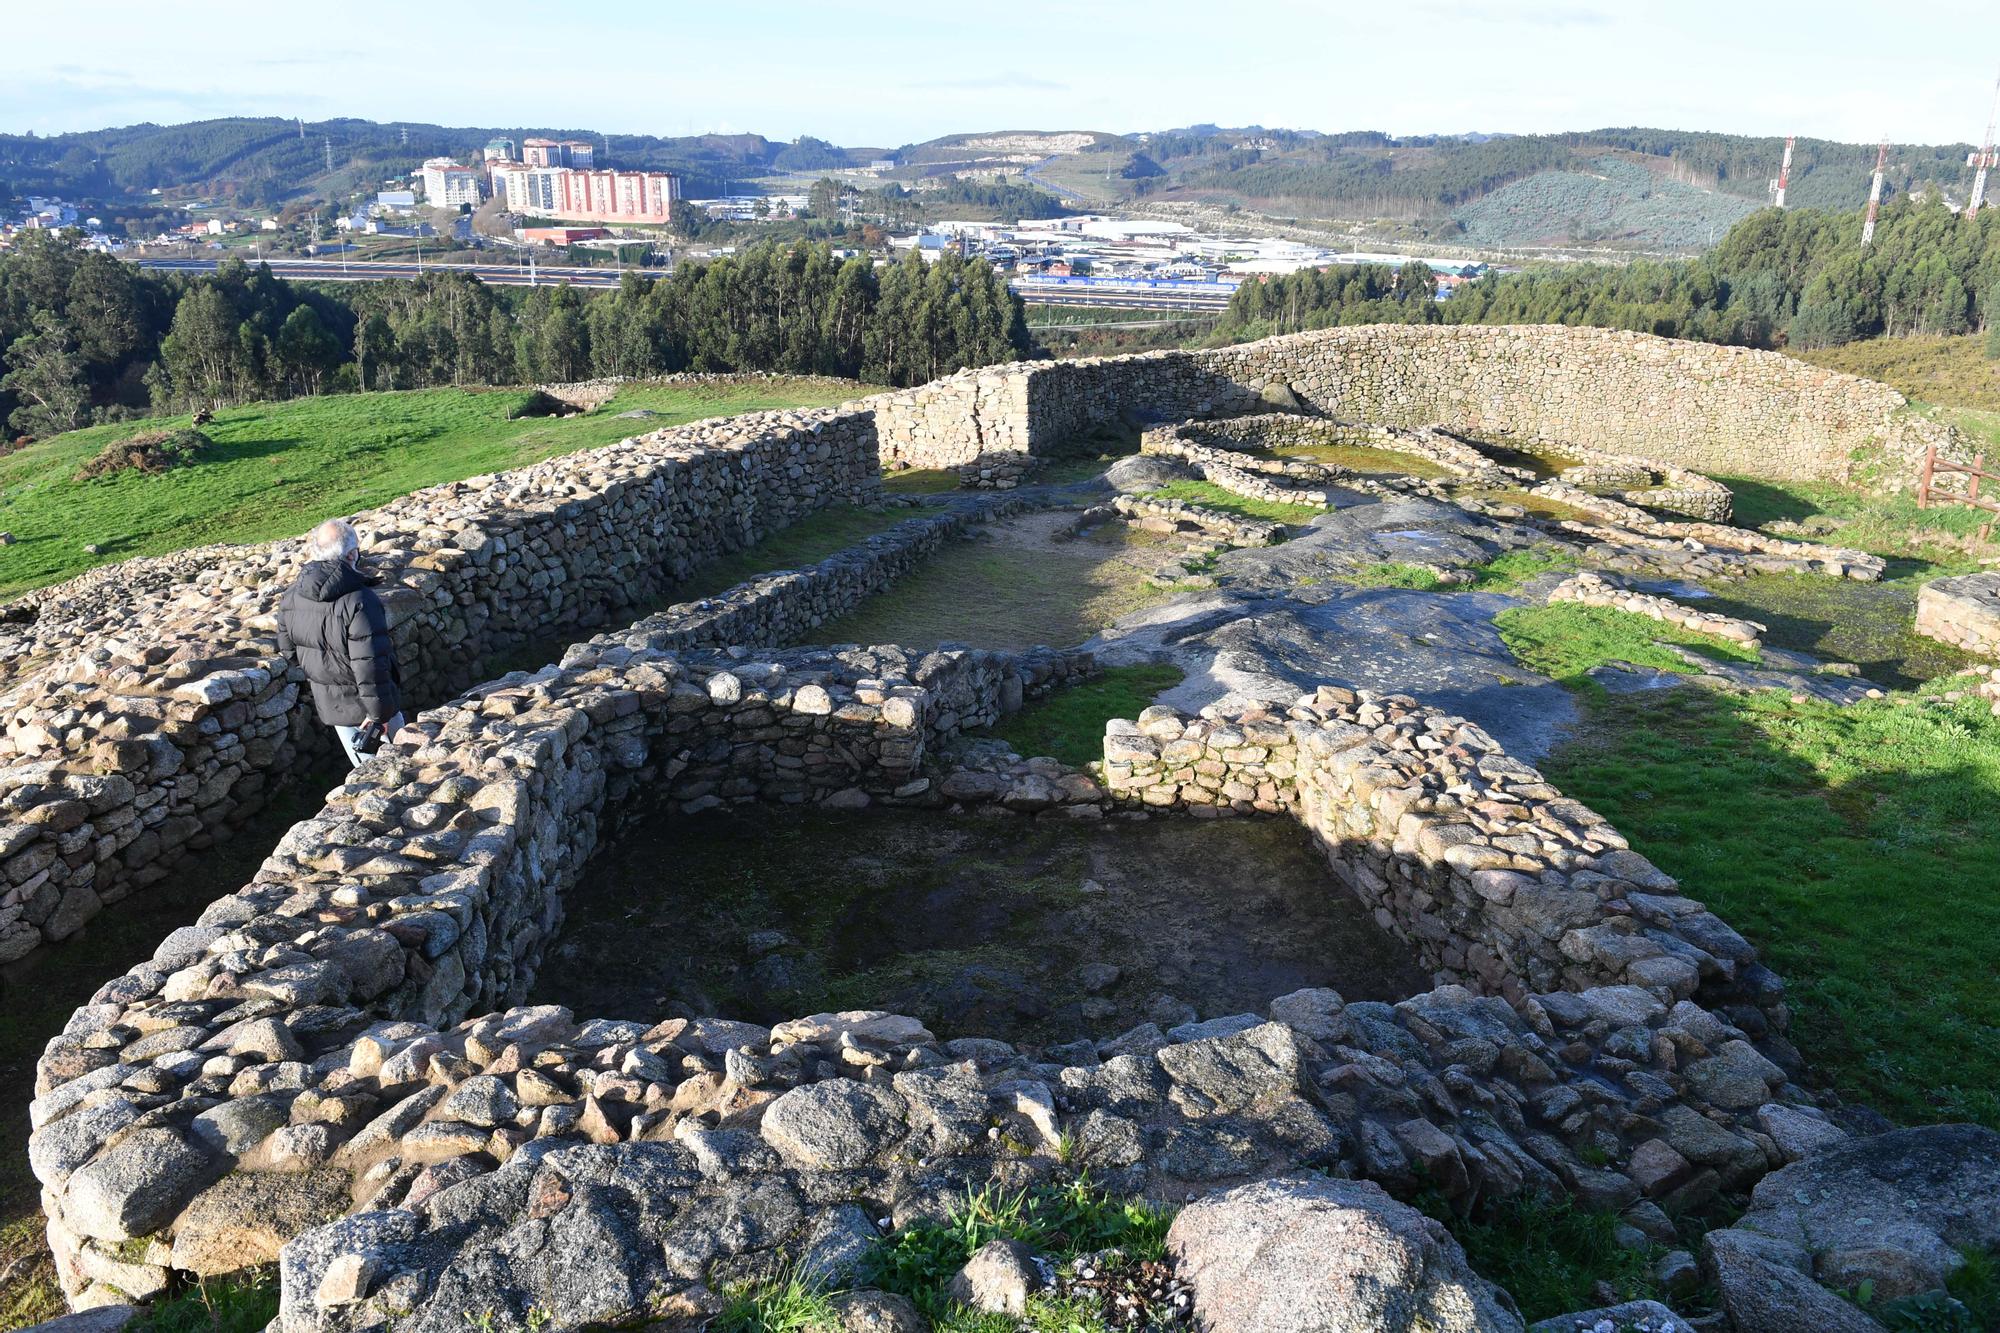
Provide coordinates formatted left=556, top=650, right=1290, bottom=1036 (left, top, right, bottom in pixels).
left=307, top=519, right=360, bottom=563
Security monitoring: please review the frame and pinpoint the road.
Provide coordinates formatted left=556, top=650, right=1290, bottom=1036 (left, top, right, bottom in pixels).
left=1011, top=281, right=1235, bottom=312
left=133, top=256, right=644, bottom=289
left=132, top=256, right=1240, bottom=311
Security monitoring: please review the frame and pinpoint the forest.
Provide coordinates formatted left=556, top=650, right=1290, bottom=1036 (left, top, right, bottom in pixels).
left=1215, top=198, right=2000, bottom=353
left=1143, top=127, right=1980, bottom=228
left=0, top=118, right=857, bottom=209
left=0, top=234, right=1026, bottom=436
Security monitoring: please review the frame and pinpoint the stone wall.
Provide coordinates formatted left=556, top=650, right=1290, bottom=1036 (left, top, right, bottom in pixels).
left=32, top=654, right=1817, bottom=1321
left=1101, top=689, right=1780, bottom=1028
left=877, top=327, right=1959, bottom=488
left=0, top=322, right=1937, bottom=964
left=27, top=642, right=1090, bottom=1306
left=1915, top=572, right=2000, bottom=657
left=0, top=407, right=885, bottom=962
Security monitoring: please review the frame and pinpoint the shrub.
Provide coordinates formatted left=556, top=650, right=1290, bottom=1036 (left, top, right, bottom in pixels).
left=75, top=427, right=212, bottom=480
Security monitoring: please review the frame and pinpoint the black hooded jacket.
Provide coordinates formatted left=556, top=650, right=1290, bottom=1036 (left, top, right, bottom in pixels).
left=275, top=559, right=403, bottom=728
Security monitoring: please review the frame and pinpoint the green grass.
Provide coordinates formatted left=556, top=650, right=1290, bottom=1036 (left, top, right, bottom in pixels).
left=713, top=1268, right=842, bottom=1333
left=1494, top=603, right=1762, bottom=684
left=1141, top=480, right=1321, bottom=525
left=1787, top=336, right=2000, bottom=413
left=1465, top=545, right=1578, bottom=591
left=1337, top=561, right=1445, bottom=591
left=882, top=468, right=963, bottom=495
left=1545, top=686, right=2000, bottom=1128
left=867, top=1180, right=1173, bottom=1324
left=666, top=505, right=922, bottom=603
left=1718, top=473, right=1991, bottom=577
left=1418, top=1193, right=1668, bottom=1321
left=0, top=377, right=871, bottom=600
left=126, top=1269, right=279, bottom=1333
left=1694, top=573, right=1978, bottom=690
left=819, top=526, right=1173, bottom=652
left=985, top=664, right=1186, bottom=766
left=0, top=1215, right=64, bottom=1331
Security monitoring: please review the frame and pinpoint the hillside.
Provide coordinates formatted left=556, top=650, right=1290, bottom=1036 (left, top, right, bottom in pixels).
left=0, top=118, right=866, bottom=208
left=4, top=116, right=1983, bottom=254
left=0, top=378, right=868, bottom=599
left=1451, top=155, right=1758, bottom=250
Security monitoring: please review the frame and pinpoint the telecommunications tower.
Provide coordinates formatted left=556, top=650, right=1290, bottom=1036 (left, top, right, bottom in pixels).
left=1772, top=135, right=1796, bottom=208
left=1862, top=140, right=1889, bottom=246
left=1969, top=72, right=2000, bottom=218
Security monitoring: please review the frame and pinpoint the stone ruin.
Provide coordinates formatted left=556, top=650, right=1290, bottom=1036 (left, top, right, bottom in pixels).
left=9, top=325, right=1995, bottom=1332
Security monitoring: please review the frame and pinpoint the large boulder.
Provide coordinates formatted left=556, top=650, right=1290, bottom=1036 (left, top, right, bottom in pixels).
left=1165, top=1174, right=1522, bottom=1333
left=758, top=1079, right=908, bottom=1169
left=1701, top=1228, right=1886, bottom=1333
left=170, top=1169, right=354, bottom=1275
left=1105, top=455, right=1192, bottom=494
left=1730, top=1123, right=2000, bottom=1302
left=1527, top=1300, right=1694, bottom=1333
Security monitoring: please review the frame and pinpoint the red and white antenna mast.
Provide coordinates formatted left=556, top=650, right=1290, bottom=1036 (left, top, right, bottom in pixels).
left=1862, top=139, right=1889, bottom=246
left=1772, top=135, right=1796, bottom=208
left=1969, top=72, right=2000, bottom=217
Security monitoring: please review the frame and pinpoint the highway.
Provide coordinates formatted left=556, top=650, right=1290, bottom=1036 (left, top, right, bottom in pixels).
left=1011, top=279, right=1237, bottom=312
left=133, top=256, right=643, bottom=289
left=131, top=257, right=1241, bottom=311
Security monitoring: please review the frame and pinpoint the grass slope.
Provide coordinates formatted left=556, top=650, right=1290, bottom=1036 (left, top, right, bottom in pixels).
left=1545, top=687, right=2000, bottom=1129
left=0, top=378, right=869, bottom=600
left=1788, top=336, right=2000, bottom=413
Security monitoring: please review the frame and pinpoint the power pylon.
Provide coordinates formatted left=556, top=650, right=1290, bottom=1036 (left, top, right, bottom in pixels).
left=1862, top=139, right=1889, bottom=247
left=1969, top=72, right=2000, bottom=217
left=1772, top=136, right=1796, bottom=208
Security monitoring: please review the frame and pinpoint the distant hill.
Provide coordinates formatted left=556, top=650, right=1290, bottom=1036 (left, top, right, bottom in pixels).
left=0, top=118, right=873, bottom=207
left=2, top=116, right=1981, bottom=253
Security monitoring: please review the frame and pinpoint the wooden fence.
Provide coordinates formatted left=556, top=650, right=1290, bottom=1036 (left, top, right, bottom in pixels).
left=1917, top=445, right=2000, bottom=543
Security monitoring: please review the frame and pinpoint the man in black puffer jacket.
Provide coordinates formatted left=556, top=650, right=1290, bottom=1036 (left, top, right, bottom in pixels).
left=276, top=518, right=405, bottom=767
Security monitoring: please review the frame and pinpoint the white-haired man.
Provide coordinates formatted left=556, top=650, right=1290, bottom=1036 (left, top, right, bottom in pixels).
left=275, top=519, right=405, bottom=767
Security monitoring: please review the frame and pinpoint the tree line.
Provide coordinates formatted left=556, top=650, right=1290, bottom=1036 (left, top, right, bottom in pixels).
left=1215, top=198, right=2000, bottom=352
left=0, top=234, right=1026, bottom=437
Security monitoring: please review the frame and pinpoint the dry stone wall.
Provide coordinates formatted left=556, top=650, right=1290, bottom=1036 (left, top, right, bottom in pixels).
left=1100, top=689, right=1782, bottom=1031
left=32, top=651, right=1818, bottom=1322
left=1915, top=572, right=2000, bottom=657
left=883, top=327, right=1958, bottom=489
left=0, top=323, right=1937, bottom=966
left=30, top=643, right=1089, bottom=1308
left=0, top=407, right=885, bottom=963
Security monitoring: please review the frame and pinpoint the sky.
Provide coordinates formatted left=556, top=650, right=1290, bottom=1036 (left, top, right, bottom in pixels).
left=5, top=0, right=1997, bottom=148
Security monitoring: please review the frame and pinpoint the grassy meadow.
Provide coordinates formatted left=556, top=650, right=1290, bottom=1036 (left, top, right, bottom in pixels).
left=0, top=378, right=871, bottom=600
